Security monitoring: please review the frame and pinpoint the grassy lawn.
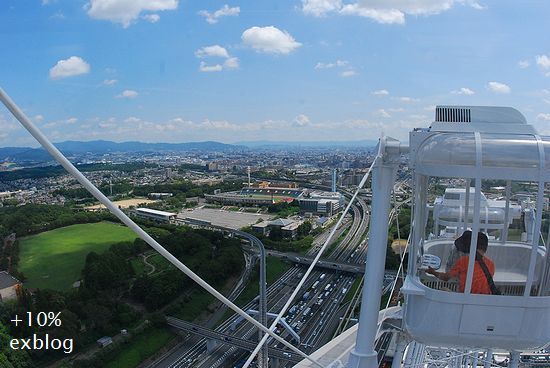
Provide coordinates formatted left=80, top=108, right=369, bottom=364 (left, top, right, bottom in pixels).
left=103, top=328, right=175, bottom=368
left=19, top=222, right=137, bottom=290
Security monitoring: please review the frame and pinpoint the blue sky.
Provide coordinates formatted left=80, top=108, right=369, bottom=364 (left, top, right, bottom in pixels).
left=0, top=0, right=549, bottom=146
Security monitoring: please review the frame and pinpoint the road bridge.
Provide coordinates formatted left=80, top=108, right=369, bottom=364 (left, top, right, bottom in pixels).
left=263, top=249, right=365, bottom=274
left=165, top=317, right=301, bottom=364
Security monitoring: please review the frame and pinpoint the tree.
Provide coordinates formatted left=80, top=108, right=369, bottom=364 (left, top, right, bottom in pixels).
left=297, top=222, right=312, bottom=238
left=0, top=322, right=31, bottom=367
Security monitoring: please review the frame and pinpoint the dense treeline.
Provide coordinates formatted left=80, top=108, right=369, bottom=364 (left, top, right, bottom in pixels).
left=267, top=200, right=300, bottom=217
left=131, top=228, right=244, bottom=309
left=0, top=322, right=32, bottom=367
left=179, top=163, right=207, bottom=171
left=132, top=180, right=242, bottom=198
left=0, top=204, right=118, bottom=237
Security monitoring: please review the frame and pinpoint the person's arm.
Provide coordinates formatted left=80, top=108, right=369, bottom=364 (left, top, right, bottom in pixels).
left=426, top=267, right=452, bottom=281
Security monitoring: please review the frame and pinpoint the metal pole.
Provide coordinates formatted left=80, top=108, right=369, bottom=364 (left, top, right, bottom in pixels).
left=348, top=156, right=396, bottom=368
left=391, top=334, right=407, bottom=368
left=0, top=87, right=321, bottom=368
left=254, top=237, right=268, bottom=368
left=509, top=351, right=520, bottom=368
left=483, top=349, right=493, bottom=368
left=471, top=351, right=479, bottom=367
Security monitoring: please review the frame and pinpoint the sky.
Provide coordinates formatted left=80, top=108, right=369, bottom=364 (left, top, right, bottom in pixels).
left=0, top=0, right=549, bottom=146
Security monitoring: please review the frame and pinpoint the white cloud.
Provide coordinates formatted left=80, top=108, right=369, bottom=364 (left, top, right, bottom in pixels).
left=398, top=96, right=419, bottom=102
left=372, top=89, right=389, bottom=96
left=315, top=60, right=348, bottom=69
left=66, top=117, right=78, bottom=124
left=116, top=89, right=138, bottom=98
left=199, top=62, right=223, bottom=72
left=223, top=57, right=239, bottom=69
left=378, top=109, right=391, bottom=118
left=242, top=26, right=301, bottom=54
left=340, top=5, right=405, bottom=24
left=518, top=60, right=530, bottom=69
left=49, top=11, right=65, bottom=20
left=487, top=81, right=511, bottom=94
left=195, top=46, right=238, bottom=71
left=302, top=0, right=342, bottom=17
left=49, top=56, right=91, bottom=80
left=536, top=55, right=550, bottom=76
left=195, top=45, right=230, bottom=58
left=537, top=113, right=550, bottom=121
left=294, top=114, right=311, bottom=127
left=198, top=4, right=240, bottom=24
left=340, top=70, right=357, bottom=77
left=302, top=0, right=485, bottom=24
left=142, top=14, right=160, bottom=23
left=34, top=115, right=44, bottom=123
left=103, top=79, right=118, bottom=86
left=452, top=87, right=475, bottom=95
left=85, top=0, right=178, bottom=28
left=124, top=117, right=141, bottom=123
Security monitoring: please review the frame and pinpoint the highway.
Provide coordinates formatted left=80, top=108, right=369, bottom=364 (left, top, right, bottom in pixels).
left=148, top=190, right=372, bottom=368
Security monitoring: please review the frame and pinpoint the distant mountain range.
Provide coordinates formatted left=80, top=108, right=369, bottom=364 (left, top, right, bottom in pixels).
left=235, top=139, right=378, bottom=148
left=0, top=140, right=241, bottom=163
left=0, top=139, right=378, bottom=163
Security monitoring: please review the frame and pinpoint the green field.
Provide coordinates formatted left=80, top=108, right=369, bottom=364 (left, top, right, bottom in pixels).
left=19, top=222, right=137, bottom=290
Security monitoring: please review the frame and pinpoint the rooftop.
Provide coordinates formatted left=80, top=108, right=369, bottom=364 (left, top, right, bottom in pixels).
left=0, top=271, right=21, bottom=289
left=135, top=207, right=177, bottom=217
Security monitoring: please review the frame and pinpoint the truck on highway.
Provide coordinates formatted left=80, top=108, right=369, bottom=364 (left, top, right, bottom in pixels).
left=320, top=273, right=326, bottom=281
left=303, top=291, right=311, bottom=300
left=312, top=281, right=320, bottom=289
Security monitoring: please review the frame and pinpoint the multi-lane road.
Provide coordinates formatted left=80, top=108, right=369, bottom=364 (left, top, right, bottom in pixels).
left=149, top=193, right=371, bottom=368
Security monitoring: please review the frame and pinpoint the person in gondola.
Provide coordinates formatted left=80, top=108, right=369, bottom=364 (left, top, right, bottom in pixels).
left=426, top=231, right=496, bottom=294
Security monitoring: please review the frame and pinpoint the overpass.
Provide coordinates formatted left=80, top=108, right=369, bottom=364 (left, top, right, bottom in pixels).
left=166, top=316, right=301, bottom=364
left=261, top=248, right=365, bottom=274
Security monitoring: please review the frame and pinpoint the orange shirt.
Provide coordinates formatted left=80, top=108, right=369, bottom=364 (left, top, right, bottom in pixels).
left=449, top=255, right=495, bottom=294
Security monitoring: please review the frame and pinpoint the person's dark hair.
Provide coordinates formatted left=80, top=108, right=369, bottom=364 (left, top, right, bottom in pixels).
left=454, top=231, right=488, bottom=253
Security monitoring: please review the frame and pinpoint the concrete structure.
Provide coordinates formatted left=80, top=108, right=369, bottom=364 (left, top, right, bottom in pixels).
left=252, top=218, right=301, bottom=238
left=299, top=190, right=344, bottom=216
left=0, top=271, right=21, bottom=302
left=148, top=192, right=173, bottom=199
left=133, top=207, right=177, bottom=223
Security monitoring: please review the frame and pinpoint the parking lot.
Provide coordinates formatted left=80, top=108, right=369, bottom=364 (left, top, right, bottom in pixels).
left=177, top=207, right=275, bottom=230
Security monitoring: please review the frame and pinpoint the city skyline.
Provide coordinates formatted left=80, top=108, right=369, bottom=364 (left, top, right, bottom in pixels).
left=1, top=0, right=549, bottom=147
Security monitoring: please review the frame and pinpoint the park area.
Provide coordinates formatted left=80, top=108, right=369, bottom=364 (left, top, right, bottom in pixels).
left=18, top=221, right=137, bottom=290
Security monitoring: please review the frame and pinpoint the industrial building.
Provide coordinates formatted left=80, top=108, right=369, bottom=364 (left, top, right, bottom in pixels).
left=252, top=218, right=302, bottom=238
left=298, top=191, right=344, bottom=216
